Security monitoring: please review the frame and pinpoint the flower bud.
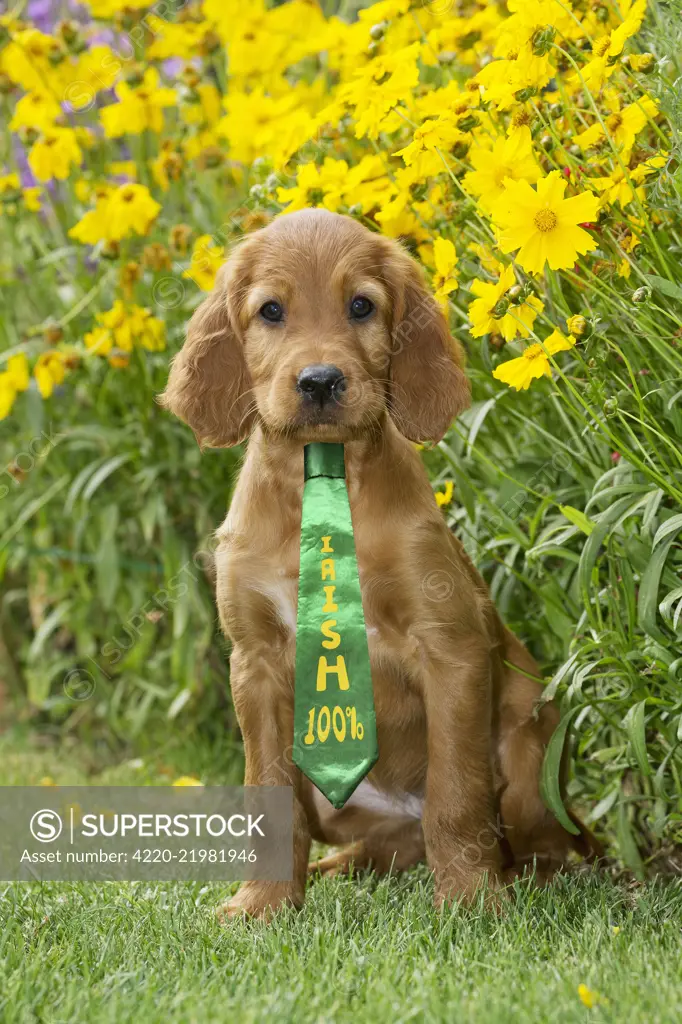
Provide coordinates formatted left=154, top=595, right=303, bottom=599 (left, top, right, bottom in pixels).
left=627, top=53, right=656, bottom=73
left=451, top=140, right=470, bottom=159
left=43, top=321, right=64, bottom=345
left=531, top=26, right=556, bottom=57
left=200, top=30, right=221, bottom=55
left=566, top=314, right=587, bottom=336
left=101, top=241, right=121, bottom=260
left=56, top=19, right=80, bottom=46
left=492, top=298, right=510, bottom=319
left=456, top=113, right=480, bottom=133
left=632, top=286, right=650, bottom=304
left=124, top=64, right=145, bottom=87
left=142, top=243, right=171, bottom=272
left=170, top=224, right=193, bottom=255
left=198, top=146, right=225, bottom=169
left=47, top=45, right=66, bottom=66
left=603, top=397, right=618, bottom=417
left=369, top=21, right=387, bottom=40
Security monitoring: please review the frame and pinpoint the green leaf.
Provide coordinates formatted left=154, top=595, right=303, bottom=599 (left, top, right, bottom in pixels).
left=0, top=475, right=68, bottom=551
left=27, top=601, right=71, bottom=664
left=616, top=797, right=645, bottom=879
left=540, top=706, right=581, bottom=835
left=646, top=274, right=682, bottom=301
left=558, top=504, right=594, bottom=535
left=578, top=495, right=647, bottom=615
left=624, top=700, right=651, bottom=777
left=652, top=513, right=682, bottom=549
left=637, top=535, right=676, bottom=641
left=95, top=506, right=120, bottom=611
left=81, top=453, right=133, bottom=503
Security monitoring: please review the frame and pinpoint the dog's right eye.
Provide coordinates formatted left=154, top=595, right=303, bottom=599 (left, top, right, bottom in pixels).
left=260, top=301, right=284, bottom=323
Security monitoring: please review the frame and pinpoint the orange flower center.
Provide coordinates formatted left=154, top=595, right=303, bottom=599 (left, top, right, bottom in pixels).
left=606, top=113, right=623, bottom=131
left=511, top=109, right=531, bottom=128
left=524, top=344, right=545, bottom=361
left=534, top=208, right=558, bottom=232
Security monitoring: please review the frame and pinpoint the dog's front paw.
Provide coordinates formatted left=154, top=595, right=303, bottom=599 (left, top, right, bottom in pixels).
left=433, top=866, right=507, bottom=912
left=216, top=881, right=303, bottom=923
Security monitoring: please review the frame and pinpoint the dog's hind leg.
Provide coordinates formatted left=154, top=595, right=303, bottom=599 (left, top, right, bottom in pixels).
left=304, top=780, right=425, bottom=878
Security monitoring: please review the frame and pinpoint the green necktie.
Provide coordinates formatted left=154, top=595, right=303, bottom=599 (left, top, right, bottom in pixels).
left=293, top=443, right=378, bottom=809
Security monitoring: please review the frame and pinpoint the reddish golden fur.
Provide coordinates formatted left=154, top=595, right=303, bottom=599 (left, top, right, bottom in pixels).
left=161, top=209, right=594, bottom=920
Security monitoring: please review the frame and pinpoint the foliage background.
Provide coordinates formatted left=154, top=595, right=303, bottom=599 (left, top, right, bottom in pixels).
left=0, top=0, right=681, bottom=872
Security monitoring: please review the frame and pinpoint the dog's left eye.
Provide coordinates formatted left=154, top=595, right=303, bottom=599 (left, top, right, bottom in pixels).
left=349, top=295, right=374, bottom=320
left=260, top=300, right=284, bottom=323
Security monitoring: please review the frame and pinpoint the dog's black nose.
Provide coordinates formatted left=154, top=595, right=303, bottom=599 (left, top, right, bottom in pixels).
left=296, top=364, right=346, bottom=406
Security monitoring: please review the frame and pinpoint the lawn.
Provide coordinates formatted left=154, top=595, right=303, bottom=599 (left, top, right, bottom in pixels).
left=1, top=728, right=681, bottom=1024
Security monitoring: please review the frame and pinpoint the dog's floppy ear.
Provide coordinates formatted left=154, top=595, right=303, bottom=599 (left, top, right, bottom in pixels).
left=385, top=244, right=471, bottom=444
left=159, top=248, right=255, bottom=448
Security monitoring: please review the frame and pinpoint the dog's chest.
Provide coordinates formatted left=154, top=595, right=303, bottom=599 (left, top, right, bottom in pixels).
left=253, top=553, right=405, bottom=666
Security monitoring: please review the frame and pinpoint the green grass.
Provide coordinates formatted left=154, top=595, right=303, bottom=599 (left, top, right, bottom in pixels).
left=1, top=730, right=681, bottom=1023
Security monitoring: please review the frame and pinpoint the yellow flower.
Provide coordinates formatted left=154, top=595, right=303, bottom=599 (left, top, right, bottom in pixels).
left=590, top=165, right=646, bottom=209
left=0, top=353, right=31, bottom=419
left=344, top=43, right=420, bottom=140
left=575, top=0, right=647, bottom=89
left=575, top=97, right=658, bottom=156
left=463, top=126, right=541, bottom=213
left=432, top=237, right=458, bottom=308
left=611, top=925, right=621, bottom=935
left=394, top=117, right=462, bottom=167
left=39, top=776, right=56, bottom=786
left=0, top=173, right=20, bottom=196
left=492, top=171, right=600, bottom=274
left=151, top=143, right=184, bottom=192
left=88, top=301, right=166, bottom=354
left=101, top=68, right=176, bottom=138
left=69, top=184, right=161, bottom=245
left=172, top=776, right=203, bottom=787
left=435, top=481, right=454, bottom=508
left=7, top=353, right=30, bottom=392
left=469, top=264, right=543, bottom=341
left=0, top=28, right=61, bottom=93
left=29, top=127, right=82, bottom=183
left=84, top=325, right=114, bottom=356
left=493, top=330, right=576, bottom=391
left=9, top=90, right=62, bottom=132
left=577, top=983, right=607, bottom=1008
left=566, top=314, right=587, bottom=337
left=277, top=158, right=349, bottom=214
left=34, top=351, right=67, bottom=398
left=183, top=235, right=224, bottom=292
left=104, top=183, right=162, bottom=242
left=22, top=187, right=42, bottom=212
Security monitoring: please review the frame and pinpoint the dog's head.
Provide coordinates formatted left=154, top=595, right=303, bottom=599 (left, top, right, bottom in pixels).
left=160, top=209, right=470, bottom=446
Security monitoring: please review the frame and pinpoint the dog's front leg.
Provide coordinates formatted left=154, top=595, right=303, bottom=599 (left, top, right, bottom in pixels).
left=421, top=648, right=503, bottom=908
left=218, top=644, right=310, bottom=922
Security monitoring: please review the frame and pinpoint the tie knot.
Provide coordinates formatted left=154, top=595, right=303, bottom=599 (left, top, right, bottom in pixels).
left=304, top=443, right=346, bottom=481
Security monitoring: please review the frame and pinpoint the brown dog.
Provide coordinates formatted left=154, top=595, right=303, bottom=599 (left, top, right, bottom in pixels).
left=161, top=208, right=592, bottom=919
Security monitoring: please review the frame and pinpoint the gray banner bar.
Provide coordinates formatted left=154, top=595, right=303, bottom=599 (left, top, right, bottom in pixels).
left=0, top=787, right=293, bottom=881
